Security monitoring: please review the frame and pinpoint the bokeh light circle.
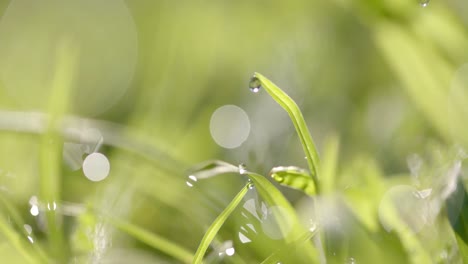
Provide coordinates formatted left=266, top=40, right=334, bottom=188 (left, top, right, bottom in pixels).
left=209, top=105, right=250, bottom=149
left=82, top=152, right=110, bottom=182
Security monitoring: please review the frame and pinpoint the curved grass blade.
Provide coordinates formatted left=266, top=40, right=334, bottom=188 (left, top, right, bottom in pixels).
left=269, top=166, right=315, bottom=196
left=251, top=73, right=320, bottom=191
left=108, top=217, right=193, bottom=264
left=187, top=160, right=239, bottom=180
left=246, top=172, right=320, bottom=262
left=193, top=183, right=250, bottom=264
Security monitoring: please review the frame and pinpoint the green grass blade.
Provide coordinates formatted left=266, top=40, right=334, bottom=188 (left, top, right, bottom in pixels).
left=39, top=38, right=77, bottom=261
left=269, top=166, right=316, bottom=196
left=251, top=73, right=320, bottom=191
left=246, top=172, right=320, bottom=262
left=109, top=217, right=193, bottom=264
left=193, top=183, right=250, bottom=264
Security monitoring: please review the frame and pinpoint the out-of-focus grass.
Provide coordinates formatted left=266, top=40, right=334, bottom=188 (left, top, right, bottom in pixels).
left=0, top=0, right=466, bottom=263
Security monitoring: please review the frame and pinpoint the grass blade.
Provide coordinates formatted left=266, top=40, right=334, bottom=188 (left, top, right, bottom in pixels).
left=269, top=166, right=316, bottom=196
left=251, top=73, right=320, bottom=191
left=109, top=217, right=193, bottom=264
left=246, top=172, right=320, bottom=262
left=39, top=38, right=78, bottom=261
left=193, top=183, right=250, bottom=264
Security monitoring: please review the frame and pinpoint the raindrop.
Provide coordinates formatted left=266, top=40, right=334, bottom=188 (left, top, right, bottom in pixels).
left=249, top=75, right=261, bottom=93
left=30, top=205, right=39, bottom=216
left=247, top=179, right=254, bottom=190
left=23, top=224, right=32, bottom=234
left=82, top=152, right=110, bottom=182
left=347, top=257, right=356, bottom=264
left=29, top=196, right=40, bottom=216
left=225, top=247, right=235, bottom=256
left=420, top=0, right=429, bottom=7
left=186, top=175, right=198, bottom=188
left=216, top=240, right=236, bottom=257
left=27, top=236, right=34, bottom=243
left=239, top=164, right=247, bottom=175
left=308, top=219, right=317, bottom=233
left=47, top=202, right=57, bottom=211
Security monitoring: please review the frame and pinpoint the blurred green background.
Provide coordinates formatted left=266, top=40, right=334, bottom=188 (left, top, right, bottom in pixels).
left=0, top=0, right=467, bottom=263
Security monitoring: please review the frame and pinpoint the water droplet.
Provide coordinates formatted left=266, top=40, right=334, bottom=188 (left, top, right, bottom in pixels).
left=30, top=205, right=39, bottom=216
left=23, top=224, right=32, bottom=234
left=308, top=220, right=317, bottom=233
left=186, top=175, right=198, bottom=188
left=225, top=247, right=235, bottom=256
left=82, top=152, right=110, bottom=182
left=420, top=0, right=429, bottom=7
left=239, top=163, right=247, bottom=174
left=29, top=196, right=40, bottom=216
left=215, top=240, right=236, bottom=257
left=27, top=236, right=34, bottom=243
left=347, top=257, right=356, bottom=264
left=249, top=75, right=261, bottom=93
left=47, top=202, right=57, bottom=211
left=247, top=180, right=254, bottom=189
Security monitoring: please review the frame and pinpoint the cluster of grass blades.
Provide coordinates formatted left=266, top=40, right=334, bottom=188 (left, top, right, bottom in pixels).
left=189, top=73, right=325, bottom=263
left=188, top=73, right=468, bottom=264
